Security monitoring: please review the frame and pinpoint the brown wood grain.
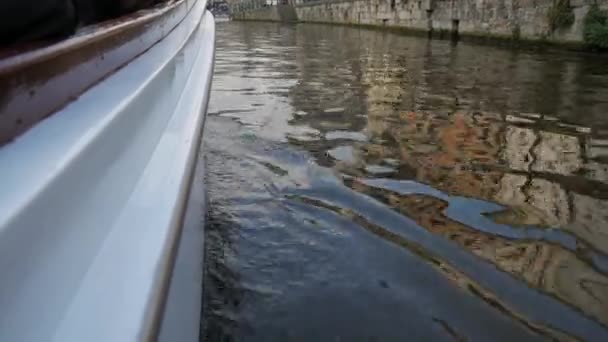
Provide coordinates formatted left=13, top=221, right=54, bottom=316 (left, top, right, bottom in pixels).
left=0, top=0, right=192, bottom=145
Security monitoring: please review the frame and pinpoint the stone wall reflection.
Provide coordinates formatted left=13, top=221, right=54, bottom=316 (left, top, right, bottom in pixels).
left=354, top=189, right=608, bottom=327
left=284, top=25, right=608, bottom=326
left=356, top=39, right=608, bottom=326
left=351, top=106, right=608, bottom=324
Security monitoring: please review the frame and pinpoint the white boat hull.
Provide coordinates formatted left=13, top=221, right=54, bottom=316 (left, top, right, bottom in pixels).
left=0, top=0, right=215, bottom=340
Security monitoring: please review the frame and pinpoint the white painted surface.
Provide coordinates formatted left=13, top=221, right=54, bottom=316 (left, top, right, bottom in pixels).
left=0, top=1, right=214, bottom=341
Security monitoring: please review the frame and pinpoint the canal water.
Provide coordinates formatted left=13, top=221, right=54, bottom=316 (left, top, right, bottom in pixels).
left=201, top=21, right=608, bottom=341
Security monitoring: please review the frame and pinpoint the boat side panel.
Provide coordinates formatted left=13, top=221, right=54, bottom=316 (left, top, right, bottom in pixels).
left=156, top=10, right=215, bottom=341
left=0, top=1, right=212, bottom=341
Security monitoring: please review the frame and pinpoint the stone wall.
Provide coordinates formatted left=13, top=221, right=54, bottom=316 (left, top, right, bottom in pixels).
left=289, top=0, right=608, bottom=44
left=232, top=4, right=298, bottom=22
left=232, top=6, right=282, bottom=21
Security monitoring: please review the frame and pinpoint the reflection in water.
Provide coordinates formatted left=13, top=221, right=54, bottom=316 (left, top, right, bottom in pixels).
left=203, top=22, right=608, bottom=341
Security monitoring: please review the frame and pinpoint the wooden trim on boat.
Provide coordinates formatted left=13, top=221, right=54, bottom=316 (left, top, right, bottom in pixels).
left=0, top=0, right=194, bottom=145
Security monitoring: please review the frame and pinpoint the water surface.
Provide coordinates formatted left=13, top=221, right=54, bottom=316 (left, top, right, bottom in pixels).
left=202, top=21, right=608, bottom=341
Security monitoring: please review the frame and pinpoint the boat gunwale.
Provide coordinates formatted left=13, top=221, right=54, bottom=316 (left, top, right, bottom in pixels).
left=0, top=0, right=193, bottom=145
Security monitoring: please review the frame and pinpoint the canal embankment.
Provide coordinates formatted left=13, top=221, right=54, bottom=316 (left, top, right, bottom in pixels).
left=230, top=0, right=608, bottom=49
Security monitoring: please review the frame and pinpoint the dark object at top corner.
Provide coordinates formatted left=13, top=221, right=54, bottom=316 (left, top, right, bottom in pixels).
left=0, top=0, right=169, bottom=46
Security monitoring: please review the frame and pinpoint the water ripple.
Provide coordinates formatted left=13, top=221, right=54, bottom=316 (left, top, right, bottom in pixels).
left=203, top=21, right=608, bottom=341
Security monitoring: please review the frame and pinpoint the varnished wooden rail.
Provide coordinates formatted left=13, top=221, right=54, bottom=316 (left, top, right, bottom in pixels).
left=0, top=0, right=193, bottom=145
